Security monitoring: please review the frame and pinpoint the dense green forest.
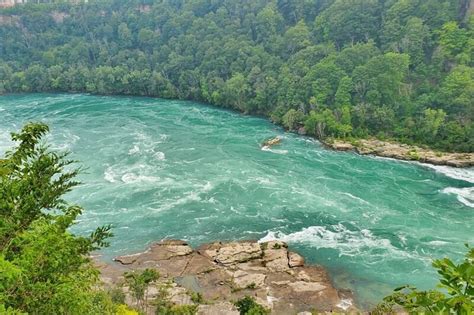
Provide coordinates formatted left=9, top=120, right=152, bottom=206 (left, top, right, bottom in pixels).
left=0, top=0, right=473, bottom=152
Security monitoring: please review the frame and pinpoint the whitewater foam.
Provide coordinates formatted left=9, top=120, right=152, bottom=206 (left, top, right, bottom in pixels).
left=442, top=187, right=474, bottom=208
left=153, top=151, right=166, bottom=161
left=121, top=173, right=160, bottom=184
left=261, top=146, right=288, bottom=155
left=423, top=164, right=474, bottom=183
left=104, top=166, right=117, bottom=183
left=259, top=224, right=429, bottom=263
left=419, top=164, right=474, bottom=208
left=128, top=145, right=140, bottom=155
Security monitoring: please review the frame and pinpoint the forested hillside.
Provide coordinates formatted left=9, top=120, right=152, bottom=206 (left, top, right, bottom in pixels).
left=0, top=0, right=473, bottom=152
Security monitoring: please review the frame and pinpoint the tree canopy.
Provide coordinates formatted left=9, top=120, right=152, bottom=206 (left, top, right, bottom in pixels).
left=0, top=0, right=472, bottom=152
left=0, top=123, right=114, bottom=314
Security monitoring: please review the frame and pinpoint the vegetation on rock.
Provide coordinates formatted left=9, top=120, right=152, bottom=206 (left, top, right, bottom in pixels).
left=235, top=296, right=270, bottom=315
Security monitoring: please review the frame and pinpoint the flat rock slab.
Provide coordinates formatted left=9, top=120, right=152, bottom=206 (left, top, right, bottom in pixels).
left=114, top=240, right=193, bottom=266
left=98, top=239, right=358, bottom=314
left=326, top=139, right=474, bottom=167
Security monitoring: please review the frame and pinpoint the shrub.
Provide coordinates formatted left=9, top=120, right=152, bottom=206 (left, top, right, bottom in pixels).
left=234, top=296, right=270, bottom=315
left=374, top=245, right=473, bottom=314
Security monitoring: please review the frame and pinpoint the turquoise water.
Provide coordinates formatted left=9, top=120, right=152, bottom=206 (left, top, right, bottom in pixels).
left=1, top=94, right=473, bottom=308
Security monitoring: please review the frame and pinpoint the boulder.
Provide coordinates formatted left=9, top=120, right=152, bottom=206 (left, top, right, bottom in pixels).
left=233, top=270, right=266, bottom=289
left=260, top=241, right=289, bottom=272
left=330, top=141, right=354, bottom=151
left=262, top=137, right=281, bottom=147
left=262, top=248, right=289, bottom=272
left=297, top=127, right=306, bottom=135
left=197, top=302, right=239, bottom=315
left=114, top=240, right=193, bottom=266
left=214, top=241, right=263, bottom=265
left=289, top=281, right=326, bottom=293
left=288, top=252, right=305, bottom=268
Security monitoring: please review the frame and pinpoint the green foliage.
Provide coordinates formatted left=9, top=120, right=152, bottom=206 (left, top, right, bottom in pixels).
left=0, top=123, right=114, bottom=314
left=234, top=296, right=270, bottom=315
left=153, top=282, right=197, bottom=315
left=124, top=268, right=159, bottom=313
left=282, top=109, right=305, bottom=130
left=190, top=292, right=203, bottom=304
left=0, top=0, right=472, bottom=152
left=375, top=245, right=474, bottom=314
left=156, top=304, right=197, bottom=315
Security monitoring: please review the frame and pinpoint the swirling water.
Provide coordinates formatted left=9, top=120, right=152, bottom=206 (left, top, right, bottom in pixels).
left=1, top=94, right=473, bottom=308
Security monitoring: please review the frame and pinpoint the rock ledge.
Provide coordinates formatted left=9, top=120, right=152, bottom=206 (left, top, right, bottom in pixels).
left=98, top=239, right=356, bottom=314
left=325, top=139, right=474, bottom=168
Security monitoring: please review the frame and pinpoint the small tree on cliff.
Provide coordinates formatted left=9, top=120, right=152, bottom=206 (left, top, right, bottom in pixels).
left=0, top=123, right=114, bottom=314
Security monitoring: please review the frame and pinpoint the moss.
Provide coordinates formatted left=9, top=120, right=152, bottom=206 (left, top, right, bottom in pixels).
left=408, top=149, right=420, bottom=160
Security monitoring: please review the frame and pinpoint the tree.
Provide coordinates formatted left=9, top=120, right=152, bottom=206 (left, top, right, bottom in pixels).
left=0, top=0, right=471, bottom=152
left=438, top=65, right=474, bottom=118
left=352, top=52, right=410, bottom=107
left=282, top=108, right=305, bottom=130
left=0, top=123, right=114, bottom=314
left=334, top=76, right=353, bottom=108
left=254, top=4, right=283, bottom=44
left=283, top=20, right=310, bottom=55
left=118, top=22, right=132, bottom=48
left=304, top=109, right=338, bottom=139
left=223, top=73, right=251, bottom=112
left=124, top=269, right=159, bottom=313
left=375, top=245, right=474, bottom=314
left=417, top=108, right=446, bottom=141
left=439, top=21, right=470, bottom=63
left=315, top=0, right=380, bottom=48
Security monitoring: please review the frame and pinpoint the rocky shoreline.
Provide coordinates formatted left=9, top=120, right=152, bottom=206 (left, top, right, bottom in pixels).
left=323, top=138, right=474, bottom=168
left=97, top=239, right=357, bottom=314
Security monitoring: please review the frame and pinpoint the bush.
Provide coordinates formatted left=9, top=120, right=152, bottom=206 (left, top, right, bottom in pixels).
left=234, top=296, right=270, bottom=315
left=0, top=123, right=114, bottom=314
left=374, top=245, right=473, bottom=314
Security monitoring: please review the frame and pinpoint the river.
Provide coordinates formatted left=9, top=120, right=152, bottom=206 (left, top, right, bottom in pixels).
left=1, top=93, right=473, bottom=309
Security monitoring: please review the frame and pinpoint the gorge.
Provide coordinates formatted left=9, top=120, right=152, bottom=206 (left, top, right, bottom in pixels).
left=1, top=93, right=472, bottom=310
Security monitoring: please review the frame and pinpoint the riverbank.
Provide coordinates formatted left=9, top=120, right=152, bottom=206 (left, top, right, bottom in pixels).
left=322, top=138, right=474, bottom=168
left=97, top=239, right=357, bottom=314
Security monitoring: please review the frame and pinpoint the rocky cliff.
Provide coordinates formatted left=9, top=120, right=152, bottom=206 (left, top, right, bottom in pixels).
left=97, top=239, right=356, bottom=314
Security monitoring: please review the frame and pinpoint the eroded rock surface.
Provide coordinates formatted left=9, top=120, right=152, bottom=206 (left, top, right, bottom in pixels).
left=325, top=139, right=474, bottom=167
left=98, top=239, right=357, bottom=314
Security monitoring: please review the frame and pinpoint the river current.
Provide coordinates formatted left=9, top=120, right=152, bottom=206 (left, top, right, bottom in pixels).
left=1, top=94, right=473, bottom=308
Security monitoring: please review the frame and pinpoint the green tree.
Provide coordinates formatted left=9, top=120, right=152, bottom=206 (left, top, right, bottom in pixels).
left=439, top=21, right=470, bottom=63
left=283, top=20, right=310, bottom=55
left=417, top=108, right=446, bottom=141
left=0, top=123, right=114, bottom=314
left=282, top=108, right=305, bottom=130
left=304, top=109, right=338, bottom=139
left=334, top=76, right=353, bottom=108
left=438, top=65, right=474, bottom=118
left=124, top=269, right=159, bottom=313
left=223, top=73, right=251, bottom=112
left=375, top=245, right=473, bottom=314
